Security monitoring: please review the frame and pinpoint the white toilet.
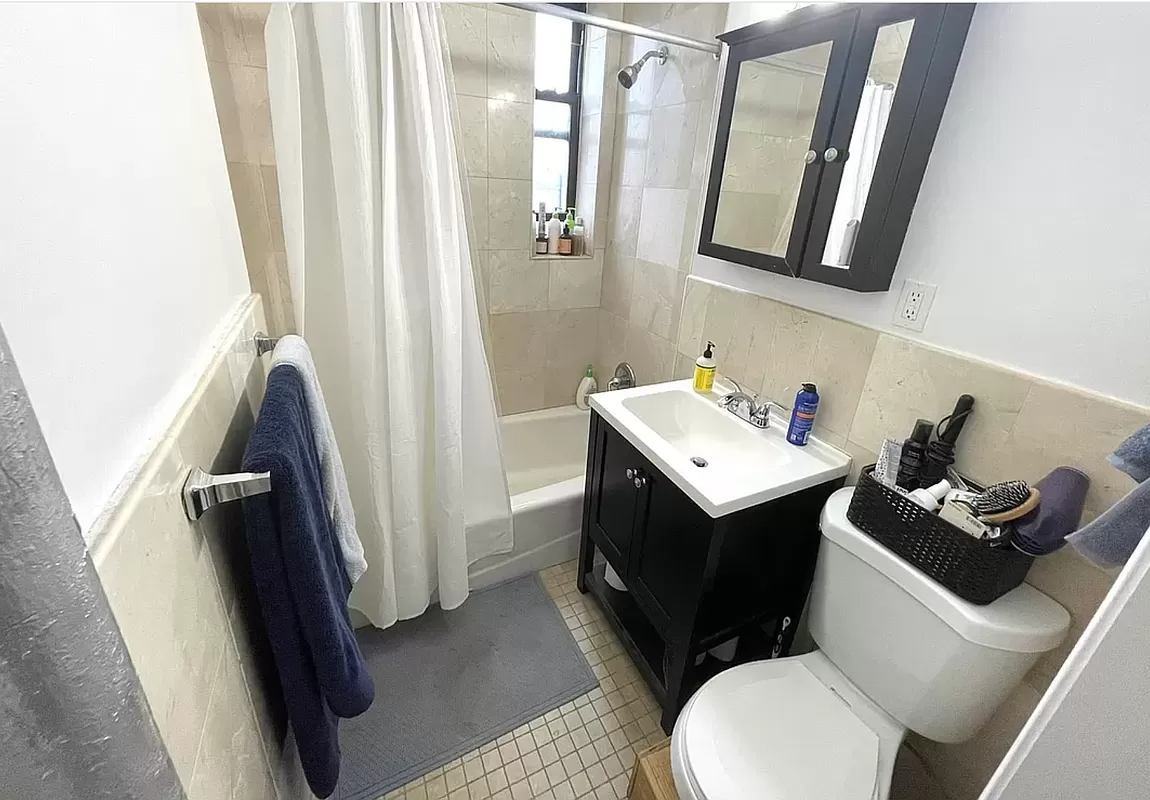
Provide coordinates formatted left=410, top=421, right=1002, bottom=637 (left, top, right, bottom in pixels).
left=671, top=487, right=1070, bottom=800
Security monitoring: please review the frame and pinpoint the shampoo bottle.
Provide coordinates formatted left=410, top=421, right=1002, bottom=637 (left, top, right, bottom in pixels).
left=693, top=341, right=716, bottom=393
left=546, top=211, right=562, bottom=254
left=576, top=365, right=596, bottom=410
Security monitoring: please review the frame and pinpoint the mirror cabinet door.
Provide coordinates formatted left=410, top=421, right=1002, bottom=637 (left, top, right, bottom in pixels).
left=800, top=4, right=949, bottom=287
left=699, top=10, right=858, bottom=276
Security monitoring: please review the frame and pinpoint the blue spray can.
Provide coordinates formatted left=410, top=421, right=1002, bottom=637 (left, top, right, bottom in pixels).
left=786, top=383, right=819, bottom=446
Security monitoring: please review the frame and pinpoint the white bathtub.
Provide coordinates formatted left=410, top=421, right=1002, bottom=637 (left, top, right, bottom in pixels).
left=468, top=405, right=590, bottom=590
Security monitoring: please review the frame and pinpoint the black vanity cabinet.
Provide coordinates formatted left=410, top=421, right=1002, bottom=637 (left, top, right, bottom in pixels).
left=698, top=3, right=974, bottom=292
left=577, top=411, right=844, bottom=732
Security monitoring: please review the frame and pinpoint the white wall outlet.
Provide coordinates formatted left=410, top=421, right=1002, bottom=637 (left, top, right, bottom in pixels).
left=892, top=279, right=937, bottom=332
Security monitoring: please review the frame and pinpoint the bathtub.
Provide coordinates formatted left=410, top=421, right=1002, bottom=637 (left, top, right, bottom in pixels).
left=468, top=405, right=590, bottom=590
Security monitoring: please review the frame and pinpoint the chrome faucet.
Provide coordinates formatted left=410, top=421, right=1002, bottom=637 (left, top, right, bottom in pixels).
left=607, top=362, right=636, bottom=391
left=718, top=381, right=777, bottom=429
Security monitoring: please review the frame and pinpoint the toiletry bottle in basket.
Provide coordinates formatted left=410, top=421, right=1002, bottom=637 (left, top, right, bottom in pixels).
left=786, top=383, right=819, bottom=446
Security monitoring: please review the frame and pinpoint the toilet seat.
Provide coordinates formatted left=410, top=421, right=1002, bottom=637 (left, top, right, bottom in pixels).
left=671, top=655, right=901, bottom=800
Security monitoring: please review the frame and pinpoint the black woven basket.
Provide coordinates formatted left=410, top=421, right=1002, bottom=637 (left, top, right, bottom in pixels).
left=845, top=466, right=1033, bottom=605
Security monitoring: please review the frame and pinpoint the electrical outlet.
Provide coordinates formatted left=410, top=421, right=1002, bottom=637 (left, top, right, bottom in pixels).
left=892, top=279, right=937, bottom=332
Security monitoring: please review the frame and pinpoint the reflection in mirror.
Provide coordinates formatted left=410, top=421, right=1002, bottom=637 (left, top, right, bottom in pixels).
left=822, top=19, right=914, bottom=267
left=713, top=41, right=832, bottom=258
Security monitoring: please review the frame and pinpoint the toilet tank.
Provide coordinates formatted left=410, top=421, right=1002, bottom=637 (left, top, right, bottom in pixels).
left=809, top=489, right=1070, bottom=743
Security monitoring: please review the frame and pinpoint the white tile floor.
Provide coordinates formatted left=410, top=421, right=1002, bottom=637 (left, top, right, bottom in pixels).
left=382, top=560, right=667, bottom=800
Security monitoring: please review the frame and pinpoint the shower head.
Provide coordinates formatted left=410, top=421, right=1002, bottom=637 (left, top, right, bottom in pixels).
left=617, top=46, right=669, bottom=89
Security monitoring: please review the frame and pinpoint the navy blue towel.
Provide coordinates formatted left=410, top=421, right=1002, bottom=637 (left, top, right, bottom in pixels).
left=242, top=364, right=375, bottom=798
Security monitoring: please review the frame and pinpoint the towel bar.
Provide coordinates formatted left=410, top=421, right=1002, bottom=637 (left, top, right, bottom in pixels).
left=182, top=467, right=271, bottom=520
left=254, top=331, right=280, bottom=357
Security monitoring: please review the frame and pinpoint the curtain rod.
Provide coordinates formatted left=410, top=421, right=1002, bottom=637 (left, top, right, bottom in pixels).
left=499, top=3, right=722, bottom=55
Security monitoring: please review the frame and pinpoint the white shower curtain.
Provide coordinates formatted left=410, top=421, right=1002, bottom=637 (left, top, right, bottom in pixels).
left=822, top=81, right=896, bottom=267
left=265, top=3, right=513, bottom=629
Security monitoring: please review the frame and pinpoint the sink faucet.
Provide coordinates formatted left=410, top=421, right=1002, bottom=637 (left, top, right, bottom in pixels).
left=718, top=380, right=777, bottom=429
left=607, top=362, right=636, bottom=391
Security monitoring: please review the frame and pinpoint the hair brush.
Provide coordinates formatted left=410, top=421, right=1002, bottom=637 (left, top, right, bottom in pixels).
left=974, top=480, right=1041, bottom=523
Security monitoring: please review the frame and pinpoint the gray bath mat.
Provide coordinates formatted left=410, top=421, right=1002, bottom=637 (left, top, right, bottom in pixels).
left=334, top=573, right=598, bottom=800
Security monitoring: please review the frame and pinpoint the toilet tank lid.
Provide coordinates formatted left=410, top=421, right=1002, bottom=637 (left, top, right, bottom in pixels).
left=821, top=488, right=1070, bottom=653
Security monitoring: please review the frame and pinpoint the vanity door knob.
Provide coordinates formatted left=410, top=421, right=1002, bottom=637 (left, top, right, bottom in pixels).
left=804, top=149, right=818, bottom=165
left=824, top=147, right=841, bottom=163
left=626, top=468, right=635, bottom=479
left=634, top=476, right=647, bottom=489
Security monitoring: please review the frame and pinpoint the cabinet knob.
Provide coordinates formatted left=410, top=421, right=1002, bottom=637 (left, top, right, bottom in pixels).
left=626, top=468, right=635, bottom=479
left=634, top=476, right=647, bottom=489
left=804, top=148, right=818, bottom=165
left=824, top=147, right=841, bottom=163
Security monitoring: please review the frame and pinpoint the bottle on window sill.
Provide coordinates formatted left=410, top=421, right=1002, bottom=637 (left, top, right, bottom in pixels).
left=557, top=223, right=573, bottom=255
left=572, top=215, right=585, bottom=256
left=535, top=202, right=548, bottom=256
left=546, top=211, right=561, bottom=255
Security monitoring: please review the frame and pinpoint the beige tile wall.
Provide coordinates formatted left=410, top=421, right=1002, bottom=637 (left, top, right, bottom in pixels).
left=444, top=3, right=609, bottom=414
left=198, top=4, right=296, bottom=338
left=89, top=296, right=309, bottom=800
left=595, top=2, right=726, bottom=390
left=670, top=275, right=1150, bottom=800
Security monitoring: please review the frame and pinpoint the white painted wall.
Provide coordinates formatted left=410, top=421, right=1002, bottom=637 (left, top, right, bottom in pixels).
left=0, top=4, right=250, bottom=530
left=700, top=3, right=1150, bottom=407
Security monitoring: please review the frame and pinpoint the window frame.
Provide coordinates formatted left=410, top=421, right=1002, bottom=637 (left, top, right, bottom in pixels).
left=533, top=3, right=587, bottom=213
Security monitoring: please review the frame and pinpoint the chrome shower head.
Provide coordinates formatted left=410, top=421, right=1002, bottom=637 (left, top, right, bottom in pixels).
left=617, top=46, right=669, bottom=89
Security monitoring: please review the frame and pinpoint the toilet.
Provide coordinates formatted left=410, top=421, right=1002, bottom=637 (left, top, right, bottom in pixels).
left=671, top=487, right=1071, bottom=800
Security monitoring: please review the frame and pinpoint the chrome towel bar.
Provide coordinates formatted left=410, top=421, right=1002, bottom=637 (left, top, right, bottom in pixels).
left=180, top=331, right=280, bottom=521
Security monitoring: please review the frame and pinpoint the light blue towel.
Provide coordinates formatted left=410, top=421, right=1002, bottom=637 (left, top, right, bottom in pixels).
left=1067, top=423, right=1150, bottom=568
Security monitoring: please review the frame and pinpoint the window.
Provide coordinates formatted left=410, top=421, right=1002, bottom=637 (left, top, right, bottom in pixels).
left=532, top=4, right=585, bottom=216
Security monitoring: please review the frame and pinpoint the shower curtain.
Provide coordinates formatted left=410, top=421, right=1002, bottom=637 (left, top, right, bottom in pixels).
left=265, top=3, right=513, bottom=629
left=822, top=81, right=896, bottom=266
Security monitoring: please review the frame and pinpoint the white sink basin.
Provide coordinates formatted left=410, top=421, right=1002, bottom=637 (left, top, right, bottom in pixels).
left=590, top=380, right=851, bottom=518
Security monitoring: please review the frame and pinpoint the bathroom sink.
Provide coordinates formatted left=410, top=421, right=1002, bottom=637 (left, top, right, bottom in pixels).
left=590, top=380, right=850, bottom=517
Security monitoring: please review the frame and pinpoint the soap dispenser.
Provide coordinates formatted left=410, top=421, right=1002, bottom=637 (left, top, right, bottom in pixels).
left=693, top=342, right=716, bottom=393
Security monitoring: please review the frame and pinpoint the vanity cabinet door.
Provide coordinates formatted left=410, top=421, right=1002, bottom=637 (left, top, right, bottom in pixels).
left=629, top=464, right=714, bottom=632
left=699, top=8, right=858, bottom=277
left=587, top=421, right=645, bottom=572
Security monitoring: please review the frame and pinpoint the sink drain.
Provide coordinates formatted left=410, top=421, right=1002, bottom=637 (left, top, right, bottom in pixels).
left=690, top=456, right=708, bottom=468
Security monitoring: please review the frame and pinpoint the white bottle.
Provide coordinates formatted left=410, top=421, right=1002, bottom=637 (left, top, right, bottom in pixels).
left=908, top=479, right=952, bottom=512
left=575, top=365, right=597, bottom=410
left=546, top=211, right=562, bottom=255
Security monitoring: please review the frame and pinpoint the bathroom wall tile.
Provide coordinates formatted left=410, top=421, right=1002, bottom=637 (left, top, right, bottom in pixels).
left=849, top=336, right=1034, bottom=480
left=468, top=176, right=490, bottom=250
left=487, top=8, right=535, bottom=103
left=489, top=310, right=548, bottom=375
left=544, top=309, right=600, bottom=407
left=672, top=351, right=696, bottom=380
left=625, top=324, right=674, bottom=386
left=761, top=308, right=880, bottom=440
left=457, top=95, right=489, bottom=177
left=210, top=62, right=275, bottom=166
left=549, top=252, right=603, bottom=310
left=260, top=165, right=285, bottom=252
left=188, top=635, right=278, bottom=800
left=721, top=292, right=778, bottom=393
left=636, top=188, right=689, bottom=269
left=1023, top=547, right=1115, bottom=693
left=607, top=185, right=643, bottom=257
left=198, top=4, right=269, bottom=68
left=227, top=163, right=274, bottom=278
left=579, top=113, right=603, bottom=192
left=488, top=99, right=533, bottom=180
left=612, top=112, right=651, bottom=188
left=676, top=277, right=745, bottom=364
left=443, top=2, right=487, bottom=98
left=94, top=435, right=230, bottom=787
left=999, top=381, right=1150, bottom=520
left=628, top=258, right=687, bottom=343
left=487, top=250, right=549, bottom=313
left=595, top=309, right=629, bottom=393
left=581, top=35, right=608, bottom=118
left=487, top=178, right=532, bottom=250
left=600, top=251, right=635, bottom=319
left=843, top=439, right=880, bottom=486
left=496, top=369, right=546, bottom=415
left=644, top=102, right=700, bottom=190
left=596, top=109, right=620, bottom=190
